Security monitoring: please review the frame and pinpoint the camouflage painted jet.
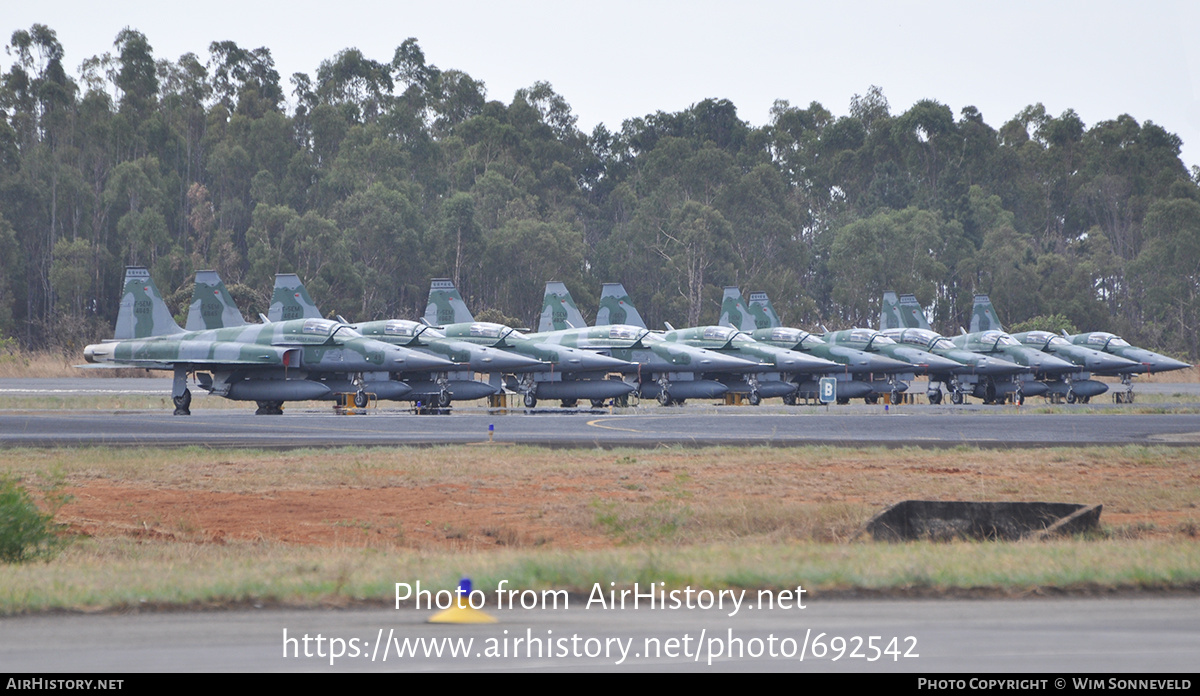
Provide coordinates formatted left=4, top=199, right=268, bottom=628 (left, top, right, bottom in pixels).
left=878, top=292, right=1030, bottom=405
left=938, top=294, right=1080, bottom=403
left=268, top=274, right=543, bottom=407
left=83, top=268, right=456, bottom=414
left=536, top=282, right=765, bottom=405
left=1064, top=331, right=1190, bottom=402
left=581, top=283, right=839, bottom=405
left=970, top=295, right=1138, bottom=403
left=424, top=279, right=635, bottom=408
left=721, top=287, right=912, bottom=404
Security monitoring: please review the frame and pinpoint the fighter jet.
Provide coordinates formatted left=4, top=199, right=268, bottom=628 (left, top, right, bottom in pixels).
left=971, top=295, right=1139, bottom=403
left=721, top=287, right=913, bottom=404
left=424, top=279, right=635, bottom=408
left=942, top=295, right=1080, bottom=403
left=268, top=274, right=543, bottom=407
left=1064, top=331, right=1190, bottom=402
left=583, top=283, right=838, bottom=404
left=83, top=268, right=456, bottom=414
left=878, top=292, right=1030, bottom=405
left=536, top=282, right=766, bottom=405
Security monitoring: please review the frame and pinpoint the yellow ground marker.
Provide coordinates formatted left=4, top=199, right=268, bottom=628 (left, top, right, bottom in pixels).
left=427, top=578, right=497, bottom=624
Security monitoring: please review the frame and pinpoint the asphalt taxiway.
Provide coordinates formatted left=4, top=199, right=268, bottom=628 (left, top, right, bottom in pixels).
left=3, top=378, right=1199, bottom=448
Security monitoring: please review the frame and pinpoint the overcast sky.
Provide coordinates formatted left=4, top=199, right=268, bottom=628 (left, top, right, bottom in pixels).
left=6, top=0, right=1200, bottom=169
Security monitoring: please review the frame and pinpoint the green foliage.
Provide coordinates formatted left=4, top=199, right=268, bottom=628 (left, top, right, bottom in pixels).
left=0, top=476, right=68, bottom=563
left=1, top=28, right=1198, bottom=359
left=1008, top=314, right=1079, bottom=335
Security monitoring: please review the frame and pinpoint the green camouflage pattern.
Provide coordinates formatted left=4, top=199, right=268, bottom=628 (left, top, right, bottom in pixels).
left=970, top=295, right=1004, bottom=333
left=879, top=292, right=931, bottom=331
left=424, top=278, right=474, bottom=326
left=113, top=267, right=184, bottom=340
left=186, top=270, right=247, bottom=331
left=269, top=273, right=323, bottom=322
left=746, top=292, right=782, bottom=329
left=539, top=281, right=588, bottom=332
left=596, top=283, right=647, bottom=329
left=718, top=288, right=757, bottom=332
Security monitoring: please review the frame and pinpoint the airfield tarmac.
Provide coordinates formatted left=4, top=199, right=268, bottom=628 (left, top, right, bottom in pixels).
left=2, top=380, right=1200, bottom=448
left=2, top=377, right=1198, bottom=674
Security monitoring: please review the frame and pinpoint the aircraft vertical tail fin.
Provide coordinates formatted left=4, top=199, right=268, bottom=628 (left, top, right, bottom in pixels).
left=114, top=267, right=185, bottom=340
left=879, top=292, right=903, bottom=331
left=269, top=273, right=322, bottom=322
left=747, top=291, right=782, bottom=329
left=185, top=270, right=246, bottom=331
left=719, top=287, right=758, bottom=331
left=970, top=294, right=1003, bottom=333
left=897, top=293, right=931, bottom=330
left=425, top=278, right=473, bottom=325
left=596, top=282, right=646, bottom=329
left=539, top=281, right=587, bottom=332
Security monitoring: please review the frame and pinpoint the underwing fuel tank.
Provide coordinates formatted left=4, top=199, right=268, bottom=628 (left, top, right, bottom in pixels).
left=308, top=378, right=415, bottom=401
left=401, top=380, right=500, bottom=401
left=637, top=380, right=729, bottom=400
left=225, top=379, right=333, bottom=402
left=532, top=379, right=636, bottom=401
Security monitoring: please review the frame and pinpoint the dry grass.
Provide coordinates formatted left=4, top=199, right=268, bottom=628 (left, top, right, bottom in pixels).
left=1, top=444, right=1198, bottom=612
left=1, top=536, right=1197, bottom=613
left=0, top=349, right=144, bottom=378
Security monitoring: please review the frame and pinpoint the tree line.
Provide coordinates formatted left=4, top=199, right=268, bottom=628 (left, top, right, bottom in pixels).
left=2, top=25, right=1198, bottom=359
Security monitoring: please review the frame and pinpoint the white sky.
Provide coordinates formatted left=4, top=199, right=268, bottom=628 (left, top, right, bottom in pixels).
left=6, top=0, right=1200, bottom=169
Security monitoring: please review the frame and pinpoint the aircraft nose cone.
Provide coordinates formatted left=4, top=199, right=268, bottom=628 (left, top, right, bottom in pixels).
left=490, top=350, right=544, bottom=371
left=924, top=355, right=966, bottom=373
left=863, top=354, right=911, bottom=374
left=1154, top=356, right=1192, bottom=372
left=1036, top=354, right=1077, bottom=374
left=1091, top=354, right=1139, bottom=372
left=392, top=348, right=457, bottom=371
left=975, top=356, right=1028, bottom=376
left=572, top=350, right=630, bottom=371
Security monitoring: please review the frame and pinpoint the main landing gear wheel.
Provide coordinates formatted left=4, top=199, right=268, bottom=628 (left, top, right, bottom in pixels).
left=353, top=390, right=369, bottom=408
left=748, top=390, right=762, bottom=406
left=864, top=394, right=878, bottom=405
left=657, top=390, right=671, bottom=406
left=561, top=399, right=578, bottom=408
left=927, top=390, right=942, bottom=405
left=1066, top=390, right=1077, bottom=404
left=255, top=400, right=284, bottom=415
left=891, top=390, right=902, bottom=404
left=836, top=397, right=850, bottom=405
left=523, top=393, right=537, bottom=408
left=437, top=390, right=452, bottom=408
left=782, top=393, right=797, bottom=406
left=173, top=388, right=192, bottom=416
left=590, top=398, right=606, bottom=408
left=950, top=391, right=964, bottom=405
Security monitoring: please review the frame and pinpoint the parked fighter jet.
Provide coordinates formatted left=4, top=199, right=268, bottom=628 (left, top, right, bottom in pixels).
left=970, top=295, right=1138, bottom=403
left=1065, top=331, right=1190, bottom=402
left=722, top=288, right=912, bottom=404
left=268, top=274, right=543, bottom=406
left=944, top=295, right=1079, bottom=403
left=879, top=292, right=1030, bottom=404
left=423, top=279, right=635, bottom=408
left=83, top=268, right=456, bottom=414
left=537, top=282, right=766, bottom=405
left=584, top=283, right=838, bottom=404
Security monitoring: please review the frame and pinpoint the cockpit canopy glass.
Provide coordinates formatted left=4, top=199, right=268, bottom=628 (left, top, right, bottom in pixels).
left=768, top=327, right=816, bottom=345
left=607, top=325, right=644, bottom=341
left=980, top=330, right=1019, bottom=347
left=702, top=326, right=737, bottom=342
